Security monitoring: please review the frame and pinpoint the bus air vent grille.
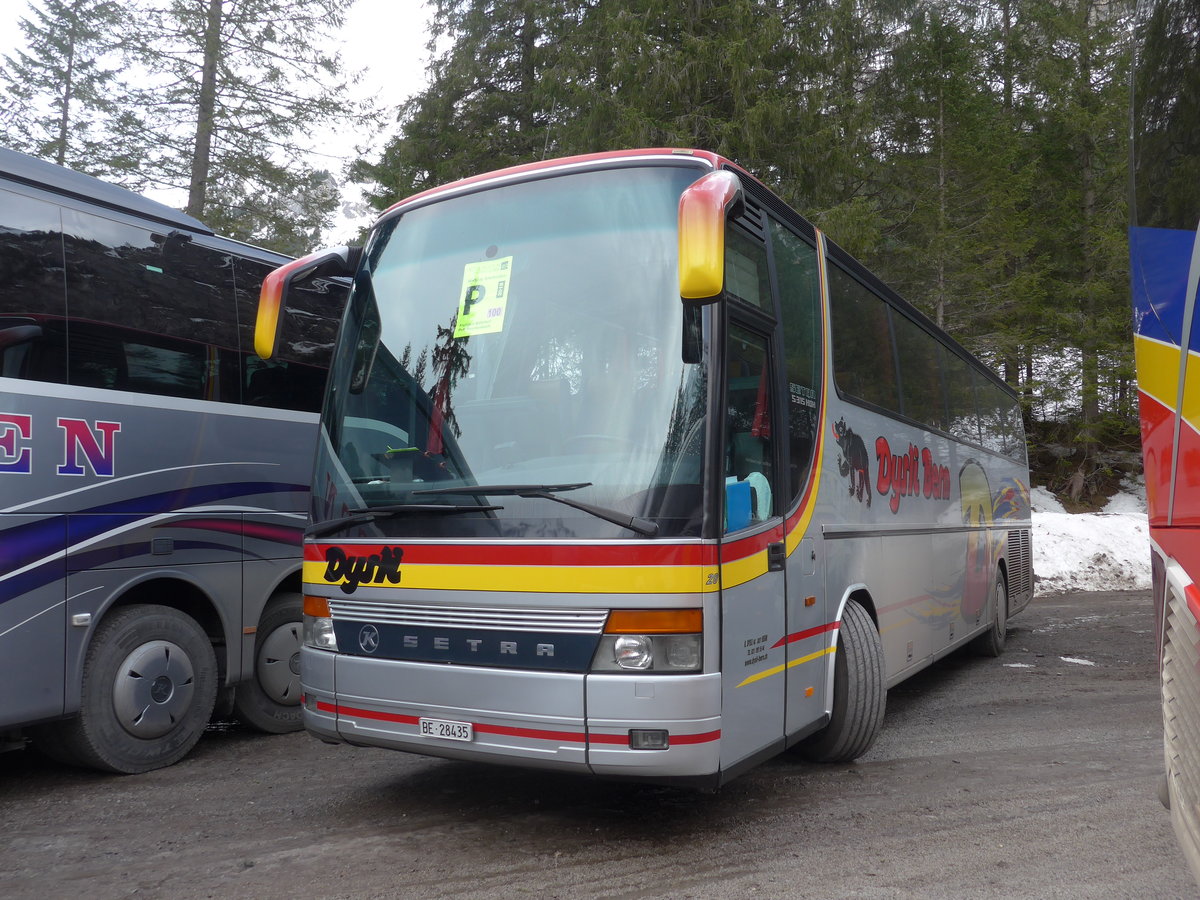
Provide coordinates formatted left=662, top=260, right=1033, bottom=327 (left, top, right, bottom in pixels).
left=327, top=601, right=609, bottom=634
left=1007, top=528, right=1032, bottom=596
left=1162, top=585, right=1200, bottom=853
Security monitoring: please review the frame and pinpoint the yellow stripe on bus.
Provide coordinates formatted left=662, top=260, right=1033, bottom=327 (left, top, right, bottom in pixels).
left=1185, top=347, right=1200, bottom=433
left=304, top=560, right=720, bottom=595
left=1135, top=335, right=1183, bottom=412
left=736, top=645, right=835, bottom=688
left=720, top=550, right=768, bottom=588
left=1136, top=334, right=1200, bottom=435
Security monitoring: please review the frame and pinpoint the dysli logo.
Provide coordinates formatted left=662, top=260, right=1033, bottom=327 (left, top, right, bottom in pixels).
left=323, top=546, right=404, bottom=595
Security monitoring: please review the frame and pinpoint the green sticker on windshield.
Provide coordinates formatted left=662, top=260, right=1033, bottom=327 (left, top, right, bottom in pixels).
left=453, top=256, right=513, bottom=338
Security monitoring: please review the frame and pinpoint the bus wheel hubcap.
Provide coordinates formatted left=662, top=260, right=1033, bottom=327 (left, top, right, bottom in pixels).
left=257, top=622, right=302, bottom=705
left=112, top=640, right=195, bottom=739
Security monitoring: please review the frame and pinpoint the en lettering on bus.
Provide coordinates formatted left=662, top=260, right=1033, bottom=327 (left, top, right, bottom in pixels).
left=0, top=413, right=32, bottom=474
left=0, top=414, right=121, bottom=476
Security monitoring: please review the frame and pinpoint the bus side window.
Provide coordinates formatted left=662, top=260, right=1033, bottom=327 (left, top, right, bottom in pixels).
left=234, top=259, right=344, bottom=412
left=830, top=265, right=899, bottom=412
left=0, top=190, right=67, bottom=383
left=768, top=220, right=822, bottom=502
left=60, top=210, right=239, bottom=401
left=943, top=349, right=981, bottom=445
left=893, top=310, right=949, bottom=431
left=724, top=325, right=776, bottom=532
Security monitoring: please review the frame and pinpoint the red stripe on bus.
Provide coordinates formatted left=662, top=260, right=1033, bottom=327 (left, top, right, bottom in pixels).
left=321, top=702, right=719, bottom=746
left=670, top=730, right=722, bottom=745
left=719, top=524, right=786, bottom=562
left=771, top=621, right=838, bottom=649
left=305, top=542, right=716, bottom=568
left=322, top=702, right=418, bottom=725
left=474, top=722, right=588, bottom=743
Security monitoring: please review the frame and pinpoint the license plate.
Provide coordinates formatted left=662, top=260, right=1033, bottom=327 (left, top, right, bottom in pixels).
left=419, top=717, right=473, bottom=742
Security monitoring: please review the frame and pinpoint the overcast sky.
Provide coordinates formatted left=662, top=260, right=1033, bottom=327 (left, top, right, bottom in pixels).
left=0, top=0, right=433, bottom=109
left=0, top=0, right=435, bottom=240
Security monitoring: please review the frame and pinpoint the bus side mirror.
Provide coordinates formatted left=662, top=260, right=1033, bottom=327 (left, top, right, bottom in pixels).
left=678, top=170, right=744, bottom=305
left=255, top=245, right=361, bottom=359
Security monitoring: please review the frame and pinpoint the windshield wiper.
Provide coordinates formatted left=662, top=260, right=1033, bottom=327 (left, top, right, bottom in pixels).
left=305, top=503, right=502, bottom=539
left=413, top=483, right=659, bottom=537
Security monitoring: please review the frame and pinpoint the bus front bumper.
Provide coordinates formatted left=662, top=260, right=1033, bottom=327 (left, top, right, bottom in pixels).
left=301, top=647, right=722, bottom=779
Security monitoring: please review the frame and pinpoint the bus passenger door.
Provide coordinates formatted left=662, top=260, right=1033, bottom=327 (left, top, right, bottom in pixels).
left=719, top=323, right=787, bottom=770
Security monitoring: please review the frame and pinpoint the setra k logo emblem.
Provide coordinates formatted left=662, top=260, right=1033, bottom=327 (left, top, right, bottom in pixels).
left=358, top=624, right=380, bottom=654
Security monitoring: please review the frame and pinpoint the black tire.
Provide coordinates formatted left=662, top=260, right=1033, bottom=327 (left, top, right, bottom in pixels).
left=234, top=593, right=303, bottom=734
left=971, top=570, right=1008, bottom=657
left=798, top=599, right=886, bottom=763
left=38, top=604, right=217, bottom=774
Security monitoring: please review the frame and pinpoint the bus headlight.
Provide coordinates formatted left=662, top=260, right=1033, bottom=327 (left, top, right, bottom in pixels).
left=302, top=595, right=338, bottom=651
left=614, top=635, right=652, bottom=669
left=590, top=609, right=702, bottom=673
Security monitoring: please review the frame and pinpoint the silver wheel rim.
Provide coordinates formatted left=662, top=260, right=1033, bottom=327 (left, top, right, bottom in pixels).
left=112, top=640, right=196, bottom=739
left=996, top=579, right=1008, bottom=633
left=256, top=622, right=302, bottom=705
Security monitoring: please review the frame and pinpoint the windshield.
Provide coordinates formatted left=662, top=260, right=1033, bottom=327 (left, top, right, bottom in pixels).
left=316, top=163, right=711, bottom=539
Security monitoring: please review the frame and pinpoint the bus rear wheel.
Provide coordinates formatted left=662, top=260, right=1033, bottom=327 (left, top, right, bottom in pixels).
left=798, top=599, right=886, bottom=763
left=971, top=570, right=1008, bottom=657
left=41, top=604, right=217, bottom=774
left=234, top=594, right=304, bottom=734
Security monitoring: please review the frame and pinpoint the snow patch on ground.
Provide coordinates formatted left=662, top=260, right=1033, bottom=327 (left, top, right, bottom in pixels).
left=1031, top=476, right=1151, bottom=596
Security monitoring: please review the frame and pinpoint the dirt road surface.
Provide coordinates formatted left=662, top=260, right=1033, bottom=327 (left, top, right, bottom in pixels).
left=1, top=591, right=1194, bottom=899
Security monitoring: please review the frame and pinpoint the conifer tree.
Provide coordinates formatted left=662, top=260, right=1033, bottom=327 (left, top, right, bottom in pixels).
left=0, top=0, right=145, bottom=180
left=1025, top=0, right=1133, bottom=437
left=355, top=0, right=575, bottom=207
left=127, top=0, right=370, bottom=251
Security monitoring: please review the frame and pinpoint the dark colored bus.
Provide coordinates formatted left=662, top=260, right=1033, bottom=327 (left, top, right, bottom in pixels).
left=0, top=147, right=346, bottom=772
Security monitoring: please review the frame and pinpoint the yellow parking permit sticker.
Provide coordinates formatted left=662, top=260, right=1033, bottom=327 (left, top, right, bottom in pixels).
left=453, top=256, right=513, bottom=338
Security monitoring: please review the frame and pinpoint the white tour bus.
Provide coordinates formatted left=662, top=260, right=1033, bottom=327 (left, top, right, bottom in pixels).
left=256, top=149, right=1033, bottom=789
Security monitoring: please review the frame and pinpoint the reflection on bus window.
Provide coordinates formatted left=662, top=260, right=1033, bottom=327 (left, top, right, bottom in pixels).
left=725, top=325, right=775, bottom=532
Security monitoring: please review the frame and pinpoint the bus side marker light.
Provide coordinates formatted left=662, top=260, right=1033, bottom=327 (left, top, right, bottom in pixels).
left=605, top=609, right=702, bottom=634
left=629, top=729, right=670, bottom=750
left=302, top=595, right=338, bottom=651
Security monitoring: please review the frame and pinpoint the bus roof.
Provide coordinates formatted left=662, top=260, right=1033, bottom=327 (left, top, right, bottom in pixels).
left=382, top=148, right=731, bottom=217
left=0, top=146, right=213, bottom=236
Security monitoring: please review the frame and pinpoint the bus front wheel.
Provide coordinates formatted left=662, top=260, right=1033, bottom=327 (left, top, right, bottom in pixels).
left=798, top=599, right=886, bottom=763
left=43, top=604, right=218, bottom=773
left=234, top=593, right=304, bottom=734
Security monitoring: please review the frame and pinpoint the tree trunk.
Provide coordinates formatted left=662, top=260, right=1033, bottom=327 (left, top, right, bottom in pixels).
left=55, top=1, right=84, bottom=166
left=186, top=0, right=224, bottom=219
left=1077, top=0, right=1101, bottom=436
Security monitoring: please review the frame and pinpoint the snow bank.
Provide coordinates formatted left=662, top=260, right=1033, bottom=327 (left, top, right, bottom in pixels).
left=1030, top=479, right=1151, bottom=595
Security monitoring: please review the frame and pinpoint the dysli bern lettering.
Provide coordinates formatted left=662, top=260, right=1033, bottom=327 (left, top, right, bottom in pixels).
left=324, top=546, right=404, bottom=594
